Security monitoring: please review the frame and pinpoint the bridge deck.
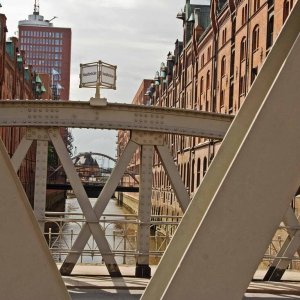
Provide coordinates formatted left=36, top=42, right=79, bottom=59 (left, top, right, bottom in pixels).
left=60, top=265, right=300, bottom=299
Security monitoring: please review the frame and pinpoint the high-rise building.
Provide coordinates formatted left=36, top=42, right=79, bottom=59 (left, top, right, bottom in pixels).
left=18, top=1, right=71, bottom=100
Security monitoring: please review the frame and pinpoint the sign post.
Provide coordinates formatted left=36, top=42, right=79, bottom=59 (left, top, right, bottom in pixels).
left=79, top=61, right=117, bottom=106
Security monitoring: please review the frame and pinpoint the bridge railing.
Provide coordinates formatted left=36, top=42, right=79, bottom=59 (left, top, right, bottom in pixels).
left=44, top=211, right=181, bottom=264
left=44, top=211, right=300, bottom=268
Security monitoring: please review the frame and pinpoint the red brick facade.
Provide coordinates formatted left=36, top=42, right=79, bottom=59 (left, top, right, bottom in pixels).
left=0, top=13, right=41, bottom=204
left=118, top=0, right=297, bottom=217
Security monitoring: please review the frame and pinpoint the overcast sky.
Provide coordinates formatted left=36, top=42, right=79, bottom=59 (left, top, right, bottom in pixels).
left=2, top=0, right=209, bottom=158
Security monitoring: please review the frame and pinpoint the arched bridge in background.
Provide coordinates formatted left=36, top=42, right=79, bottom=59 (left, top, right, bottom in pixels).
left=1, top=4, right=300, bottom=299
left=47, top=151, right=139, bottom=196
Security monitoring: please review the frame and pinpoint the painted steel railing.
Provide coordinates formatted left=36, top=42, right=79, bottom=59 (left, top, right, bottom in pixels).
left=44, top=212, right=181, bottom=264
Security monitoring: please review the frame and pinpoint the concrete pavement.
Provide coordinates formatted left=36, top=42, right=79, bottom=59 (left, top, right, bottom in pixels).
left=60, top=265, right=300, bottom=299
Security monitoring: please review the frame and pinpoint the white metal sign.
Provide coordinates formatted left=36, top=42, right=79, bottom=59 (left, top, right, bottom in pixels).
left=80, top=64, right=98, bottom=86
left=101, top=64, right=116, bottom=87
left=79, top=61, right=117, bottom=90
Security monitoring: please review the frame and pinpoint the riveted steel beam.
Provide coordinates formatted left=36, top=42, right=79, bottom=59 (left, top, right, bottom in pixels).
left=135, top=145, right=153, bottom=278
left=0, top=137, right=70, bottom=300
left=0, top=101, right=232, bottom=138
left=264, top=206, right=300, bottom=281
left=11, top=133, right=33, bottom=172
left=49, top=128, right=121, bottom=277
left=155, top=144, right=190, bottom=212
left=60, top=139, right=138, bottom=276
left=131, top=130, right=165, bottom=146
left=34, top=140, right=49, bottom=231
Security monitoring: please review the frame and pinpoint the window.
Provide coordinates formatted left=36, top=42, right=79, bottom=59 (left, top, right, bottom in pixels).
left=203, top=157, right=208, bottom=177
left=251, top=67, right=258, bottom=84
left=201, top=54, right=205, bottom=68
left=229, top=83, right=234, bottom=112
left=252, top=25, right=260, bottom=52
left=283, top=0, right=294, bottom=23
left=242, top=7, right=245, bottom=24
left=240, top=37, right=247, bottom=61
left=200, top=76, right=204, bottom=94
left=196, top=158, right=201, bottom=187
left=242, top=4, right=248, bottom=25
left=206, top=71, right=210, bottom=91
left=254, top=0, right=260, bottom=12
left=222, top=28, right=227, bottom=45
left=207, top=46, right=211, bottom=60
left=191, top=159, right=195, bottom=193
left=220, top=90, right=225, bottom=107
left=267, top=16, right=274, bottom=48
left=221, top=56, right=226, bottom=77
left=232, top=18, right=236, bottom=36
left=239, top=75, right=246, bottom=96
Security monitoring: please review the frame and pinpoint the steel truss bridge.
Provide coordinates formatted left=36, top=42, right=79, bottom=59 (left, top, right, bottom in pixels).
left=1, top=3, right=300, bottom=299
left=47, top=151, right=139, bottom=195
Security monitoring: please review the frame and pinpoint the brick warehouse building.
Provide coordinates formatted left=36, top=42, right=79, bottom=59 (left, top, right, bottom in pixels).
left=118, top=0, right=297, bottom=219
left=0, top=12, right=53, bottom=204
left=18, top=1, right=71, bottom=100
left=0, top=13, right=35, bottom=203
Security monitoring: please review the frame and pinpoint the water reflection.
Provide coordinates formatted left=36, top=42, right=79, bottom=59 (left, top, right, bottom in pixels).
left=47, top=197, right=168, bottom=265
left=48, top=197, right=136, bottom=264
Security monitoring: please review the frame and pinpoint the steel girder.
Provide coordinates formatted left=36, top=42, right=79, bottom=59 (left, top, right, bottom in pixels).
left=0, top=101, right=232, bottom=139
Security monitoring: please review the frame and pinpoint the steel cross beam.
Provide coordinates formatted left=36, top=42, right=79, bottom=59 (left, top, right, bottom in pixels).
left=34, top=140, right=49, bottom=231
left=264, top=206, right=300, bottom=281
left=0, top=136, right=70, bottom=299
left=60, top=139, right=139, bottom=276
left=48, top=128, right=121, bottom=277
left=0, top=101, right=232, bottom=139
left=129, top=131, right=190, bottom=277
left=135, top=144, right=153, bottom=278
left=60, top=130, right=190, bottom=277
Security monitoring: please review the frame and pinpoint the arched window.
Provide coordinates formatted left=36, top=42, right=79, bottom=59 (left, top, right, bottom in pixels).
left=283, top=0, right=294, bottom=23
left=222, top=28, right=227, bottom=45
left=203, top=157, right=208, bottom=177
left=187, top=162, right=190, bottom=188
left=267, top=16, right=274, bottom=48
left=207, top=46, right=211, bottom=60
left=196, top=158, right=201, bottom=187
left=201, top=54, right=205, bottom=68
left=221, top=56, right=226, bottom=77
left=206, top=71, right=211, bottom=91
left=242, top=4, right=248, bottom=24
left=242, top=7, right=245, bottom=24
left=200, top=76, right=204, bottom=94
left=254, top=0, right=260, bottom=12
left=252, top=25, right=259, bottom=52
left=191, top=159, right=195, bottom=193
left=240, top=37, right=247, bottom=61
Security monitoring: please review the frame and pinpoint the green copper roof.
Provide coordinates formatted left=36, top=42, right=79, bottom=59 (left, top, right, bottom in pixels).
left=35, top=74, right=42, bottom=83
left=41, top=85, right=46, bottom=92
left=194, top=5, right=211, bottom=30
left=5, top=42, right=14, bottom=59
